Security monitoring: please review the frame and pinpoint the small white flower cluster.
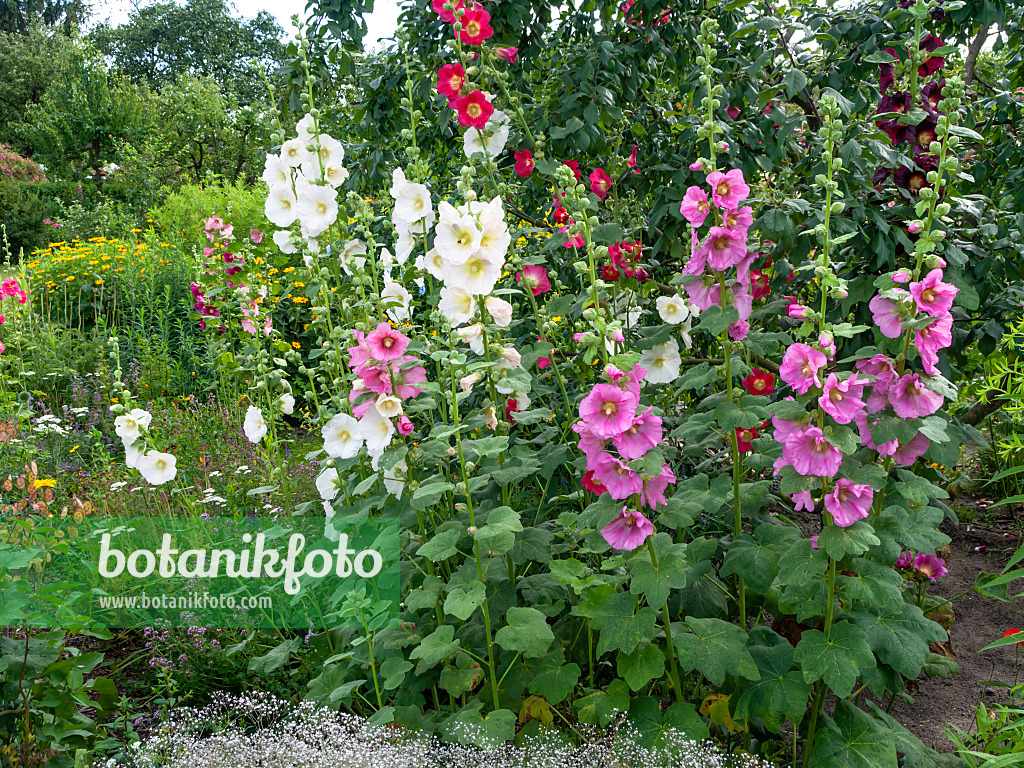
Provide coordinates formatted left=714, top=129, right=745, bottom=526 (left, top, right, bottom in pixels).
left=33, top=414, right=67, bottom=436
left=263, top=113, right=349, bottom=259
left=114, top=408, right=177, bottom=486
left=109, top=691, right=769, bottom=768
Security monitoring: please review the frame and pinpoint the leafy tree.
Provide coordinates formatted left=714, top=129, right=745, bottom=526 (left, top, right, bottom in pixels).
left=90, top=0, right=286, bottom=105
left=0, top=0, right=88, bottom=35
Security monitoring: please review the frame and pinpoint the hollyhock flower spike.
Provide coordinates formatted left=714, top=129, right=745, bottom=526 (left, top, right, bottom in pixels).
left=601, top=506, right=654, bottom=551
left=563, top=160, right=581, bottom=180
left=705, top=168, right=750, bottom=210
left=824, top=479, right=873, bottom=527
left=780, top=343, right=828, bottom=395
left=909, top=268, right=958, bottom=318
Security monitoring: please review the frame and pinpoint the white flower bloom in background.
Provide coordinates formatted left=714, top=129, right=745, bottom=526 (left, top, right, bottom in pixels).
left=262, top=154, right=290, bottom=188
left=277, top=394, right=295, bottom=415
left=265, top=186, right=298, bottom=228
left=475, top=197, right=511, bottom=264
left=375, top=394, right=403, bottom=419
left=639, top=339, right=682, bottom=384
left=322, top=413, right=363, bottom=459
left=390, top=168, right=435, bottom=228
left=339, top=239, right=367, bottom=275
left=383, top=459, right=407, bottom=498
left=243, top=406, right=268, bottom=444
left=494, top=350, right=523, bottom=394
left=420, top=248, right=445, bottom=280
left=463, top=110, right=510, bottom=159
left=359, top=408, right=395, bottom=455
left=136, top=451, right=177, bottom=486
left=301, top=135, right=345, bottom=182
left=273, top=229, right=297, bottom=254
left=680, top=316, right=694, bottom=350
left=324, top=163, right=349, bottom=188
left=500, top=347, right=522, bottom=368
left=485, top=405, right=498, bottom=429
left=316, top=467, right=339, bottom=501
left=381, top=277, right=411, bottom=322
left=456, top=323, right=485, bottom=355
left=379, top=248, right=396, bottom=268
left=442, top=251, right=502, bottom=295
left=511, top=391, right=531, bottom=411
left=460, top=373, right=481, bottom=392
left=394, top=223, right=416, bottom=264
left=296, top=184, right=338, bottom=238
left=485, top=296, right=513, bottom=327
left=434, top=202, right=482, bottom=265
left=125, top=441, right=144, bottom=469
left=439, top=287, right=476, bottom=325
left=656, top=295, right=690, bottom=325
left=295, top=113, right=316, bottom=141
left=280, top=137, right=310, bottom=168
left=114, top=408, right=152, bottom=443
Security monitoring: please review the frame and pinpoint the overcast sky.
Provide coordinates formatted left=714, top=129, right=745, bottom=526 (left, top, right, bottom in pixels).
left=90, top=0, right=403, bottom=47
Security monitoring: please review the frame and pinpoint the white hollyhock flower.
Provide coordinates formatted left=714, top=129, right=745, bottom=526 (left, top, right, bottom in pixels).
left=316, top=467, right=339, bottom=501
left=262, top=154, right=290, bottom=188
left=265, top=186, right=297, bottom=228
left=456, top=323, right=485, bottom=355
left=378, top=248, right=396, bottom=268
left=390, top=168, right=435, bottom=228
left=485, top=296, right=513, bottom=327
left=460, top=373, right=481, bottom=392
left=280, top=137, right=310, bottom=168
left=243, top=406, right=268, bottom=444
left=494, top=350, right=523, bottom=394
left=296, top=184, right=338, bottom=238
left=324, top=162, right=349, bottom=188
left=375, top=394, right=403, bottom=419
left=475, top=197, right=511, bottom=265
left=485, top=405, right=498, bottom=430
left=381, top=278, right=411, bottom=322
left=273, top=229, right=297, bottom=254
left=383, top=459, right=407, bottom=498
left=125, top=440, right=144, bottom=469
left=114, top=408, right=152, bottom=443
left=441, top=251, right=502, bottom=295
left=639, top=339, right=682, bottom=384
left=463, top=110, right=510, bottom=159
left=680, top=316, right=694, bottom=350
left=322, top=413, right=363, bottom=459
left=394, top=222, right=416, bottom=265
left=434, top=201, right=482, bottom=265
left=511, top=391, right=531, bottom=411
left=420, top=248, right=446, bottom=280
left=657, top=295, right=690, bottom=325
left=295, top=113, right=317, bottom=142
left=439, top=287, right=476, bottom=325
left=359, top=408, right=395, bottom=455
left=301, top=135, right=345, bottom=182
left=136, top=451, right=177, bottom=486
left=339, top=239, right=367, bottom=275
left=277, top=394, right=295, bottom=415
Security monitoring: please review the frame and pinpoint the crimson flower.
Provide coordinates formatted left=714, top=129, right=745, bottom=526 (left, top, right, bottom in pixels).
left=458, top=4, right=494, bottom=46
left=590, top=167, right=611, bottom=200
left=453, top=90, right=493, bottom=129
left=742, top=368, right=775, bottom=396
left=1003, top=628, right=1024, bottom=645
left=437, top=63, right=465, bottom=100
left=513, top=149, right=534, bottom=178
left=735, top=426, right=757, bottom=453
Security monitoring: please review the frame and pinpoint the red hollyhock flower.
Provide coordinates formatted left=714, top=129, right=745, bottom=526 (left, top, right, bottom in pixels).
left=634, top=266, right=649, bottom=282
left=601, top=265, right=621, bottom=282
left=437, top=63, right=465, bottom=100
left=742, top=368, right=775, bottom=396
left=590, top=167, right=611, bottom=200
left=453, top=90, right=494, bottom=129
left=563, top=159, right=581, bottom=180
left=496, top=46, right=518, bottom=63
left=432, top=0, right=465, bottom=23
left=581, top=470, right=608, bottom=496
left=750, top=269, right=770, bottom=300
left=458, top=4, right=494, bottom=46
left=505, top=398, right=519, bottom=422
left=878, top=47, right=900, bottom=93
left=627, top=145, right=639, bottom=172
left=736, top=426, right=757, bottom=453
left=514, top=149, right=534, bottom=178
left=1003, top=628, right=1024, bottom=645
left=552, top=206, right=570, bottom=225
left=918, top=35, right=945, bottom=77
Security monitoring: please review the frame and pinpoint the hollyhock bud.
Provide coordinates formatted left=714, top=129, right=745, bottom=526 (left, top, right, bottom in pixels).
left=634, top=267, right=649, bottom=282
left=818, top=332, right=836, bottom=358
left=787, top=303, right=810, bottom=320
left=496, top=46, right=518, bottom=62
left=892, top=269, right=911, bottom=284
left=397, top=415, right=414, bottom=435
left=689, top=160, right=705, bottom=171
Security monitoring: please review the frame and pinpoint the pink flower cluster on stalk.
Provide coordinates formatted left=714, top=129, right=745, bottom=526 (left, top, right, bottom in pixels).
left=348, top=323, right=426, bottom=433
left=896, top=550, right=948, bottom=580
left=679, top=168, right=760, bottom=341
left=1, top=278, right=27, bottom=305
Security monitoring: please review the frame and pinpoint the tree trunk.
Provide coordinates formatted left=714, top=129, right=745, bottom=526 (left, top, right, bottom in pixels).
left=964, top=24, right=990, bottom=86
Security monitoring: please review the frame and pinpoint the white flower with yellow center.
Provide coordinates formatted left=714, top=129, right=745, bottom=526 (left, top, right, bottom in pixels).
left=322, top=413, right=363, bottom=459
left=296, top=184, right=338, bottom=238
left=639, top=339, right=682, bottom=384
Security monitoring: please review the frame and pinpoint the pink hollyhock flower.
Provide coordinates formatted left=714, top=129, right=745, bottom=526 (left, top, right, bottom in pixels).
left=593, top=453, right=644, bottom=498
left=869, top=291, right=909, bottom=338
left=727, top=106, right=740, bottom=119
left=613, top=406, right=662, bottom=460
left=684, top=280, right=716, bottom=311
left=1, top=278, right=22, bottom=298
left=856, top=354, right=896, bottom=411
left=563, top=160, right=581, bottom=180
left=204, top=215, right=224, bottom=231
left=458, top=4, right=494, bottom=45
left=347, top=330, right=375, bottom=374
left=896, top=551, right=914, bottom=568
left=819, top=373, right=867, bottom=425
left=855, top=410, right=897, bottom=457
left=536, top=336, right=552, bottom=369
left=787, top=302, right=811, bottom=320
left=825, top=479, right=873, bottom=527
left=516, top=264, right=550, bottom=296
left=723, top=205, right=753, bottom=233
left=914, top=552, right=947, bottom=579
left=496, top=46, right=518, bottom=62
left=240, top=317, right=257, bottom=335
left=513, top=149, right=534, bottom=178
left=729, top=319, right=750, bottom=341
left=580, top=383, right=639, bottom=439
left=893, top=432, right=930, bottom=466
left=0, top=314, right=4, bottom=325
left=360, top=366, right=392, bottom=396
left=689, top=160, right=705, bottom=171
left=397, top=415, right=414, bottom=435
left=680, top=186, right=710, bottom=227
left=0, top=341, right=4, bottom=354
left=605, top=364, right=646, bottom=398
left=893, top=268, right=912, bottom=282
left=432, top=0, right=465, bottom=22
left=780, top=343, right=828, bottom=395
left=366, top=322, right=410, bottom=361
left=909, top=268, right=958, bottom=318
left=628, top=145, right=639, bottom=172
left=772, top=411, right=802, bottom=443
left=392, top=360, right=427, bottom=400
left=784, top=425, right=843, bottom=478
left=590, top=168, right=612, bottom=200
left=702, top=226, right=748, bottom=271
left=250, top=228, right=264, bottom=244
left=560, top=224, right=584, bottom=249
left=453, top=90, right=494, bottom=128
left=890, top=374, right=943, bottom=418
left=705, top=168, right=750, bottom=210
left=437, top=63, right=466, bottom=100
left=601, top=506, right=654, bottom=550
left=573, top=422, right=608, bottom=469
left=792, top=490, right=814, bottom=512
left=743, top=368, right=775, bottom=396
left=916, top=315, right=953, bottom=374
left=581, top=470, right=607, bottom=495
left=750, top=269, right=770, bottom=300
left=640, top=463, right=676, bottom=509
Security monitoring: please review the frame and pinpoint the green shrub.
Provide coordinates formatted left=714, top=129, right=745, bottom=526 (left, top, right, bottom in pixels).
left=0, top=181, right=47, bottom=260
left=148, top=181, right=269, bottom=251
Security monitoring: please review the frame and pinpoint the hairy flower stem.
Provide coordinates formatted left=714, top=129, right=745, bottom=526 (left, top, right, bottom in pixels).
left=646, top=535, right=684, bottom=702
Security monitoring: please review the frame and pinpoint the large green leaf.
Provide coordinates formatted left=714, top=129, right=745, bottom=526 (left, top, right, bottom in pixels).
left=809, top=699, right=897, bottom=768
left=617, top=642, right=666, bottom=692
left=410, top=625, right=460, bottom=674
left=794, top=621, right=876, bottom=698
left=628, top=533, right=688, bottom=607
left=849, top=604, right=946, bottom=679
left=721, top=523, right=800, bottom=593
left=585, top=591, right=658, bottom=656
left=734, top=634, right=813, bottom=732
left=574, top=678, right=631, bottom=726
left=493, top=606, right=554, bottom=659
left=444, top=581, right=486, bottom=621
left=672, top=616, right=759, bottom=686
left=629, top=697, right=710, bottom=748
left=528, top=650, right=581, bottom=704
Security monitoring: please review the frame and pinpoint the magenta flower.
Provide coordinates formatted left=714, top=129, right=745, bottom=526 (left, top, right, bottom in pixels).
left=792, top=490, right=815, bottom=512
left=909, top=268, right=958, bottom=318
left=684, top=280, right=716, bottom=311
left=889, top=374, right=943, bottom=418
left=780, top=343, right=828, bottom=395
left=604, top=364, right=647, bottom=398
left=855, top=411, right=897, bottom=457
left=705, top=168, right=750, bottom=210
left=348, top=330, right=374, bottom=374
left=824, top=479, right=873, bottom=527
left=366, top=322, right=410, bottom=361
left=680, top=186, right=711, bottom=227
left=784, top=425, right=843, bottom=478
left=592, top=453, right=644, bottom=498
left=601, top=506, right=655, bottom=551
left=613, top=407, right=663, bottom=460
left=573, top=422, right=608, bottom=469
left=590, top=167, right=612, bottom=200
left=893, top=432, right=930, bottom=466
left=516, top=264, right=551, bottom=296
left=869, top=291, right=908, bottom=339
left=580, top=383, right=639, bottom=439
left=916, top=315, right=953, bottom=375
left=640, top=463, right=676, bottom=510
left=702, top=226, right=748, bottom=271
left=896, top=551, right=914, bottom=569
left=392, top=359, right=427, bottom=400
left=914, top=552, right=948, bottom=580
left=819, top=373, right=867, bottom=425
left=723, top=205, right=753, bottom=233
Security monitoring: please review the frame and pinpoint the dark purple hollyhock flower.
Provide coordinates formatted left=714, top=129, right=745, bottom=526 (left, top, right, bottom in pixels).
left=918, top=35, right=945, bottom=77
left=907, top=116, right=938, bottom=155
left=921, top=79, right=945, bottom=114
left=878, top=47, right=900, bottom=93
